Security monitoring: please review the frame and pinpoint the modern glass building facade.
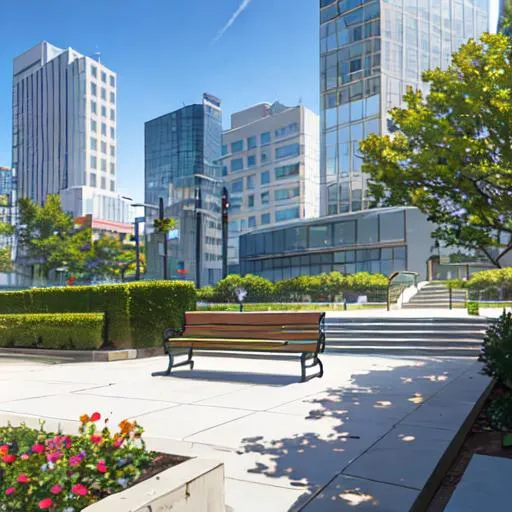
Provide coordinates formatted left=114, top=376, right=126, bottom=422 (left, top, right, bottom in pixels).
left=320, top=0, right=489, bottom=215
left=239, top=207, right=435, bottom=281
left=144, top=94, right=223, bottom=286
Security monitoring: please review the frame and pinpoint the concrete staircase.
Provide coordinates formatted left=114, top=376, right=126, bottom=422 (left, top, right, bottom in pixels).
left=403, top=282, right=467, bottom=309
left=325, top=316, right=488, bottom=357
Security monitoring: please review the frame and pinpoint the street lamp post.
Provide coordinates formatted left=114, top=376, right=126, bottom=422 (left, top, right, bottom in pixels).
left=221, top=187, right=230, bottom=279
left=134, top=216, right=144, bottom=281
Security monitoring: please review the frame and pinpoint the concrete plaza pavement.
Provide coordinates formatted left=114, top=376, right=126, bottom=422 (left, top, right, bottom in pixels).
left=0, top=352, right=491, bottom=511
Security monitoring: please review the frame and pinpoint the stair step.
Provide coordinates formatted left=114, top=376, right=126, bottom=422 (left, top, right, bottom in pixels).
left=325, top=346, right=479, bottom=356
left=327, top=331, right=485, bottom=339
left=327, top=337, right=483, bottom=344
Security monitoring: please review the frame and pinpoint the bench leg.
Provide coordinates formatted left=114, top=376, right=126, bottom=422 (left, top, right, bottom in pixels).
left=300, top=353, right=323, bottom=383
left=152, top=348, right=194, bottom=377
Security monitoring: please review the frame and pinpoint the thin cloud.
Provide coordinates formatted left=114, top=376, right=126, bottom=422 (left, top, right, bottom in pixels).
left=212, top=0, right=253, bottom=44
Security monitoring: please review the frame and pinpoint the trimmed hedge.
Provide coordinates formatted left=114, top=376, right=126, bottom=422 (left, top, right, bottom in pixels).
left=0, top=281, right=196, bottom=349
left=0, top=313, right=104, bottom=350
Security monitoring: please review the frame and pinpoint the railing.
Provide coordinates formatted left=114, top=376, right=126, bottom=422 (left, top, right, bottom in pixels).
left=387, top=271, right=419, bottom=311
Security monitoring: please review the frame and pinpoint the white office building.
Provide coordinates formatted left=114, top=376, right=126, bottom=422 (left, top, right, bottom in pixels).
left=12, top=41, right=131, bottom=223
left=222, top=102, right=320, bottom=272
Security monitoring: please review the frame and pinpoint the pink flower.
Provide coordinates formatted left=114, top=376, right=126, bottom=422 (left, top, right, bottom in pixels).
left=2, top=454, right=16, bottom=464
left=90, top=412, right=101, bottom=422
left=46, top=451, right=61, bottom=463
left=69, top=455, right=82, bottom=467
left=71, top=483, right=88, bottom=496
left=21, top=453, right=30, bottom=460
left=38, top=498, right=53, bottom=509
left=32, top=443, right=45, bottom=454
left=50, top=484, right=63, bottom=495
left=90, top=434, right=102, bottom=445
left=113, top=437, right=124, bottom=448
left=17, top=474, right=29, bottom=484
left=64, top=436, right=72, bottom=449
left=96, top=460, right=107, bottom=473
left=5, top=487, right=15, bottom=496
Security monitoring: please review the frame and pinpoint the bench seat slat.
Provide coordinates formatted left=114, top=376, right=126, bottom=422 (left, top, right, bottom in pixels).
left=183, top=327, right=318, bottom=341
left=185, top=312, right=323, bottom=327
left=169, top=340, right=318, bottom=352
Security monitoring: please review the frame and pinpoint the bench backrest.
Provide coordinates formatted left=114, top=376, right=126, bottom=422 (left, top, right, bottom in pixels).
left=183, top=311, right=325, bottom=341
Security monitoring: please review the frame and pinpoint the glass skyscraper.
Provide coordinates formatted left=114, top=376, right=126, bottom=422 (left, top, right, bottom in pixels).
left=144, top=94, right=223, bottom=286
left=320, top=0, right=489, bottom=215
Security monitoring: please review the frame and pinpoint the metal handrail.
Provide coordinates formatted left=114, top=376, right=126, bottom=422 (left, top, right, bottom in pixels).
left=387, top=271, right=420, bottom=311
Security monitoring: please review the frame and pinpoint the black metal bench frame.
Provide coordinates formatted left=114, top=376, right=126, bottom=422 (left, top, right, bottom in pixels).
left=152, top=313, right=326, bottom=382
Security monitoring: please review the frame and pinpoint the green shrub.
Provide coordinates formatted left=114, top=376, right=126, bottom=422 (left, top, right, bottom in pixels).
left=468, top=268, right=512, bottom=300
left=0, top=281, right=196, bottom=349
left=480, top=312, right=512, bottom=385
left=197, top=285, right=215, bottom=302
left=210, top=274, right=275, bottom=303
left=487, top=394, right=512, bottom=430
left=0, top=313, right=104, bottom=350
left=467, top=301, right=480, bottom=316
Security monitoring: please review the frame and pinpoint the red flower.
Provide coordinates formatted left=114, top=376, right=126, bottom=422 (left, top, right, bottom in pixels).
left=113, top=437, right=124, bottom=448
left=32, top=443, right=45, bottom=454
left=38, top=498, right=53, bottom=509
left=2, top=454, right=16, bottom=464
left=0, top=444, right=8, bottom=455
left=90, top=412, right=101, bottom=422
left=5, top=487, right=15, bottom=496
left=17, top=474, right=29, bottom=484
left=97, top=460, right=107, bottom=473
left=90, top=434, right=102, bottom=445
left=21, top=453, right=30, bottom=460
left=71, top=483, right=88, bottom=496
left=64, top=436, right=72, bottom=449
left=50, top=484, right=63, bottom=494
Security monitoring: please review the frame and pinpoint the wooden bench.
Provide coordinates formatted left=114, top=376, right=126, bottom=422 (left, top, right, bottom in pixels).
left=153, top=311, right=326, bottom=382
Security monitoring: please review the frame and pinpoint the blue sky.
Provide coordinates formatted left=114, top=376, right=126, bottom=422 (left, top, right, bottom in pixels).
left=0, top=0, right=499, bottom=203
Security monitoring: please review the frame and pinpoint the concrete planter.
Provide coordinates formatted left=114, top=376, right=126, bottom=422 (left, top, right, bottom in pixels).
left=84, top=458, right=225, bottom=512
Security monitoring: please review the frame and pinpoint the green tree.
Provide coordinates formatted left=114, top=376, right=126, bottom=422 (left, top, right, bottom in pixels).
left=0, top=221, right=14, bottom=273
left=17, top=195, right=92, bottom=278
left=360, top=33, right=512, bottom=268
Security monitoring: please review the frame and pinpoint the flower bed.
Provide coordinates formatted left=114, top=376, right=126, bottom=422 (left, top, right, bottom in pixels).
left=0, top=413, right=185, bottom=511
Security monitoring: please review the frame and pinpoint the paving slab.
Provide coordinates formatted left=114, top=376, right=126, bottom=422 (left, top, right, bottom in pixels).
left=445, top=454, right=512, bottom=512
left=343, top=424, right=455, bottom=489
left=302, top=475, right=419, bottom=511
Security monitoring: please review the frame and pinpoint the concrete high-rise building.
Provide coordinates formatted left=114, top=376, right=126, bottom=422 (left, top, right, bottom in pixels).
left=320, top=0, right=489, bottom=215
left=144, top=94, right=223, bottom=286
left=12, top=41, right=131, bottom=226
left=221, top=102, right=320, bottom=272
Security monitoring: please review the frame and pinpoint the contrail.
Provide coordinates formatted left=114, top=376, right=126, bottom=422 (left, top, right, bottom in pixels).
left=212, top=0, right=253, bottom=43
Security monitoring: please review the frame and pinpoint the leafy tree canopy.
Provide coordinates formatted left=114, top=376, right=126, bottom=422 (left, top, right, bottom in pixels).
left=360, top=33, right=512, bottom=267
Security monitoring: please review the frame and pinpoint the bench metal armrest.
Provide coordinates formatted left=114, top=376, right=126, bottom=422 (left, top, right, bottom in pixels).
left=163, top=327, right=184, bottom=351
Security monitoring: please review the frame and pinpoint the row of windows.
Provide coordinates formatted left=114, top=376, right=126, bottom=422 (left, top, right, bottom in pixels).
left=321, top=0, right=379, bottom=24
left=90, top=65, right=115, bottom=87
left=90, top=83, right=116, bottom=104
left=90, top=100, right=115, bottom=121
left=228, top=146, right=299, bottom=174
left=90, top=156, right=116, bottom=175
left=230, top=187, right=300, bottom=211
left=89, top=173, right=115, bottom=192
left=90, top=138, right=116, bottom=157
left=224, top=125, right=299, bottom=156
left=240, top=211, right=405, bottom=258
left=90, top=120, right=115, bottom=139
left=240, top=246, right=407, bottom=282
left=229, top=164, right=299, bottom=194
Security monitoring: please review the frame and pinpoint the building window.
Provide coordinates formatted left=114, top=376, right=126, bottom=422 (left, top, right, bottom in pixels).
left=247, top=136, right=257, bottom=149
left=275, top=186, right=300, bottom=201
left=248, top=195, right=254, bottom=207
left=101, top=141, right=107, bottom=154
left=275, top=122, right=299, bottom=138
left=261, top=213, right=271, bottom=225
left=261, top=192, right=270, bottom=205
left=247, top=155, right=256, bottom=168
left=275, top=163, right=300, bottom=180
left=260, top=131, right=271, bottom=145
left=101, top=176, right=106, bottom=190
left=110, top=109, right=115, bottom=121
left=231, top=140, right=244, bottom=153
left=110, top=163, right=115, bottom=175
left=101, top=105, right=107, bottom=117
left=91, top=119, right=97, bottom=132
left=91, top=100, right=97, bottom=114
left=231, top=158, right=244, bottom=172
left=276, top=207, right=300, bottom=222
left=248, top=216, right=257, bottom=228
left=90, top=173, right=97, bottom=187
left=232, top=179, right=243, bottom=193
left=110, top=92, right=115, bottom=104
left=91, top=83, right=97, bottom=96
left=90, top=156, right=97, bottom=169
left=90, top=138, right=97, bottom=151
left=110, top=145, right=115, bottom=157
left=358, top=215, right=379, bottom=243
left=261, top=171, right=270, bottom=185
left=101, top=123, right=107, bottom=136
left=380, top=211, right=405, bottom=241
left=261, top=151, right=269, bottom=164
left=101, top=159, right=107, bottom=172
left=91, top=65, right=97, bottom=78
left=221, top=144, right=228, bottom=156
left=101, top=88, right=106, bottom=100
left=110, top=127, right=115, bottom=138
left=275, top=143, right=300, bottom=160
left=222, top=166, right=228, bottom=176
left=110, top=180, right=115, bottom=192
left=310, top=224, right=332, bottom=248
left=110, top=75, right=115, bottom=87
left=333, top=220, right=356, bottom=245
left=101, top=71, right=107, bottom=83
left=247, top=175, right=255, bottom=190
